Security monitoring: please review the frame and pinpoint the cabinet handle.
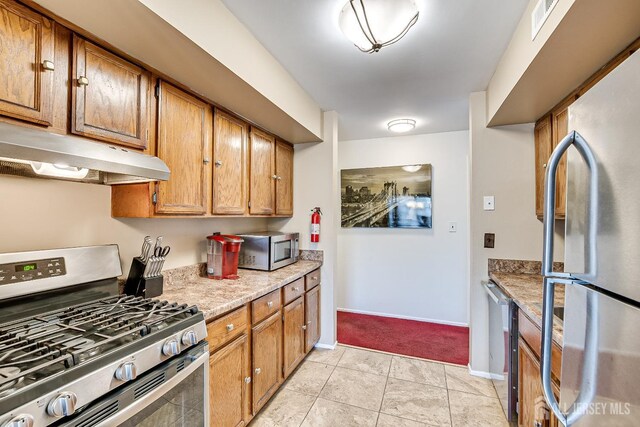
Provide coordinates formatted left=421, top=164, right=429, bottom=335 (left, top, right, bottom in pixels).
left=244, top=376, right=251, bottom=384
left=42, top=60, right=55, bottom=71
left=203, top=158, right=210, bottom=165
left=277, top=176, right=282, bottom=180
left=272, top=175, right=278, bottom=180
left=215, top=160, right=223, bottom=167
left=307, top=321, right=312, bottom=325
left=226, top=324, right=234, bottom=332
left=293, top=287, right=299, bottom=292
left=267, top=301, right=273, bottom=308
left=254, top=368, right=262, bottom=375
left=533, top=422, right=543, bottom=427
left=543, top=163, right=547, bottom=169
left=311, top=276, right=318, bottom=281
left=77, top=76, right=89, bottom=86
left=302, top=325, right=307, bottom=330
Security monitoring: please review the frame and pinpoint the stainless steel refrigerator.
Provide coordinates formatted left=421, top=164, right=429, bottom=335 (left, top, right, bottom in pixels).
left=540, top=49, right=640, bottom=426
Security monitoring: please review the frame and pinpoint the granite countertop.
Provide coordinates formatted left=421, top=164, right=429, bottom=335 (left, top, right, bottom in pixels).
left=158, top=260, right=322, bottom=321
left=488, top=259, right=565, bottom=345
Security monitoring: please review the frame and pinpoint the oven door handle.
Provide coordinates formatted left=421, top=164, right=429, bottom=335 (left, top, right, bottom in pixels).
left=94, top=348, right=209, bottom=427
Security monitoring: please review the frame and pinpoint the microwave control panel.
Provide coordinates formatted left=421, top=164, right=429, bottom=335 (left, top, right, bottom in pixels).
left=0, top=257, right=67, bottom=285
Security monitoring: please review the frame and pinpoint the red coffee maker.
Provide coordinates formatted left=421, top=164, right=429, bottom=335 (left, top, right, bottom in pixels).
left=206, top=234, right=244, bottom=280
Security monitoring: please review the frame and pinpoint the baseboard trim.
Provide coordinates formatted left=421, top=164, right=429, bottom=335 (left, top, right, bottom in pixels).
left=468, top=364, right=502, bottom=380
left=337, top=307, right=469, bottom=328
left=314, top=341, right=338, bottom=350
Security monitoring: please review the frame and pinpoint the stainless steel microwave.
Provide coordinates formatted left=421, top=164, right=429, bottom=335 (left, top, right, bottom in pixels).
left=237, top=232, right=299, bottom=271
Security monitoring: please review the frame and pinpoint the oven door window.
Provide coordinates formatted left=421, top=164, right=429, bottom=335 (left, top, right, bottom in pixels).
left=117, top=364, right=205, bottom=427
left=273, top=240, right=292, bottom=263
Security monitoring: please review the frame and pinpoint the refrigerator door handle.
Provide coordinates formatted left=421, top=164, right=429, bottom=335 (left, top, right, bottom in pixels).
left=542, top=131, right=598, bottom=277
left=541, top=131, right=599, bottom=426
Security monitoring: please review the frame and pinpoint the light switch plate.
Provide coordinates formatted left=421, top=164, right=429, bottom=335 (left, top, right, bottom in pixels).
left=483, top=196, right=495, bottom=211
left=448, top=222, right=457, bottom=232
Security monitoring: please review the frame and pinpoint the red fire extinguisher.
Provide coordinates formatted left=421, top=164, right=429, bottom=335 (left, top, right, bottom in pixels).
left=310, top=207, right=322, bottom=243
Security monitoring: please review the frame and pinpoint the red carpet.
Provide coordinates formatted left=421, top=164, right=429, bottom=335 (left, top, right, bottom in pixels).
left=337, top=311, right=469, bottom=366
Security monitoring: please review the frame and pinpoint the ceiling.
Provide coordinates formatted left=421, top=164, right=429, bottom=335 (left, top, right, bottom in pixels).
left=220, top=0, right=528, bottom=141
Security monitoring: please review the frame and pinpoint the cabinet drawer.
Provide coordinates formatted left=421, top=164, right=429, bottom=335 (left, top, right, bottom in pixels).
left=206, top=305, right=248, bottom=352
left=283, top=278, right=305, bottom=305
left=252, top=289, right=282, bottom=324
left=305, top=269, right=321, bottom=291
left=518, top=310, right=562, bottom=382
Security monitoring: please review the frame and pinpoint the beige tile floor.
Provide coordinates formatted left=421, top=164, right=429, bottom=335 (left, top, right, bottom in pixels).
left=249, top=345, right=509, bottom=427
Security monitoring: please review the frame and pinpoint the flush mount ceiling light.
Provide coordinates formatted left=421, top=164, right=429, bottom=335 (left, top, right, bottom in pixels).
left=387, top=119, right=416, bottom=133
left=339, top=0, right=419, bottom=53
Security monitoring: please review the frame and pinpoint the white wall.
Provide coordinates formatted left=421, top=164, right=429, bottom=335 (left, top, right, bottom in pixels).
left=337, top=131, right=470, bottom=326
left=0, top=175, right=267, bottom=274
left=271, top=111, right=339, bottom=347
left=468, top=91, right=564, bottom=373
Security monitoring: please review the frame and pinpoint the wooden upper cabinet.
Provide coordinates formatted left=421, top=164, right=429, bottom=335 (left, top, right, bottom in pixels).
left=275, top=140, right=294, bottom=216
left=550, top=98, right=575, bottom=220
left=283, top=297, right=305, bottom=378
left=534, top=115, right=553, bottom=219
left=249, top=128, right=276, bottom=215
left=155, top=81, right=210, bottom=215
left=72, top=36, right=150, bottom=149
left=213, top=110, right=248, bottom=215
left=0, top=0, right=54, bottom=125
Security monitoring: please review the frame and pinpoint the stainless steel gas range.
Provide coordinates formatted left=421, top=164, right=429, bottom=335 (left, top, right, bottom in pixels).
left=0, top=245, right=209, bottom=427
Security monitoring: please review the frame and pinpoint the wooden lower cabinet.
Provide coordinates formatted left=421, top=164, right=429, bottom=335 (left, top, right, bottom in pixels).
left=518, top=338, right=560, bottom=427
left=251, top=310, right=283, bottom=414
left=209, top=334, right=251, bottom=427
left=305, top=285, right=321, bottom=353
left=283, top=296, right=306, bottom=377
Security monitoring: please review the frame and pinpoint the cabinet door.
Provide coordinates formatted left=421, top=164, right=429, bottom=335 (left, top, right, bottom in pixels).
left=249, top=128, right=275, bottom=215
left=305, top=285, right=321, bottom=353
left=275, top=140, right=294, bottom=216
left=283, top=296, right=305, bottom=378
left=155, top=82, right=210, bottom=215
left=0, top=0, right=54, bottom=125
left=72, top=36, right=150, bottom=149
left=534, top=115, right=553, bottom=219
left=209, top=334, right=251, bottom=427
left=518, top=338, right=560, bottom=427
left=213, top=110, right=248, bottom=214
left=252, top=311, right=282, bottom=414
left=551, top=98, right=575, bottom=220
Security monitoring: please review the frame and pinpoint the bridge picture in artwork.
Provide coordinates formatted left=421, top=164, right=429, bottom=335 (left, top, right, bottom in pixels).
left=340, top=164, right=432, bottom=229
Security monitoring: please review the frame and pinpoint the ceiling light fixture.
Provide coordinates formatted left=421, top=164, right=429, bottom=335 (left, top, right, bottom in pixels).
left=388, top=119, right=416, bottom=133
left=339, top=0, right=419, bottom=53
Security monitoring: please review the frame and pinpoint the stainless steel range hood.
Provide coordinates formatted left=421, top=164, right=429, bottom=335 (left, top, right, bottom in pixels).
left=0, top=122, right=169, bottom=185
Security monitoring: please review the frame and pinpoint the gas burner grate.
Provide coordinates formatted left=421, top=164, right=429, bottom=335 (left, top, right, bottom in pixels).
left=0, top=295, right=197, bottom=392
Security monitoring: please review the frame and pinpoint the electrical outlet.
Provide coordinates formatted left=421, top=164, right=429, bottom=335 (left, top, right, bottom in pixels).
left=448, top=222, right=457, bottom=232
left=484, top=233, right=495, bottom=248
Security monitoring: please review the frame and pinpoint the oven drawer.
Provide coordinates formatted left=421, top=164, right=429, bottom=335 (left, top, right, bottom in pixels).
left=252, top=289, right=282, bottom=324
left=305, top=269, right=321, bottom=291
left=207, top=305, right=249, bottom=352
left=283, top=278, right=305, bottom=305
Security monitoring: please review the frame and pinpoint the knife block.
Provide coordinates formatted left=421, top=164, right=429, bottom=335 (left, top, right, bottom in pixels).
left=124, top=257, right=164, bottom=298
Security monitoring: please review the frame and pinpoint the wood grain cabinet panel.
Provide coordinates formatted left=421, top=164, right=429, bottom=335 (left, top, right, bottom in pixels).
left=72, top=36, right=149, bottom=149
left=518, top=338, right=560, bottom=427
left=252, top=311, right=282, bottom=414
left=249, top=128, right=275, bottom=215
left=535, top=115, right=553, bottom=219
left=275, top=140, right=293, bottom=216
left=155, top=81, right=210, bottom=215
left=213, top=109, right=248, bottom=215
left=0, top=0, right=54, bottom=125
left=209, top=334, right=251, bottom=427
left=283, top=296, right=305, bottom=378
left=305, top=285, right=321, bottom=353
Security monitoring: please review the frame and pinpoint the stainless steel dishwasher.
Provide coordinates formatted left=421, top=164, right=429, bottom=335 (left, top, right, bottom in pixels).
left=484, top=280, right=518, bottom=425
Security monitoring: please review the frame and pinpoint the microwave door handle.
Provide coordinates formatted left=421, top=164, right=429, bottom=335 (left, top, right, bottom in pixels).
left=541, top=131, right=599, bottom=426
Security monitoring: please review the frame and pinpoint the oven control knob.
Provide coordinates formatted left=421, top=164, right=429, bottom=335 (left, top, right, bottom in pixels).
left=2, top=414, right=34, bottom=427
left=162, top=339, right=181, bottom=356
left=181, top=330, right=198, bottom=346
left=115, top=361, right=138, bottom=381
left=47, top=391, right=78, bottom=417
